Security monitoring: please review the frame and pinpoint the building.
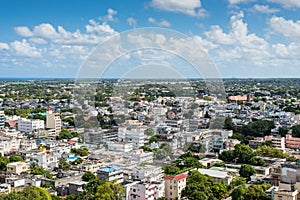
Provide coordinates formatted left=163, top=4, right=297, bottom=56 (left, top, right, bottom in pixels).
left=265, top=135, right=285, bottom=150
left=107, top=142, right=133, bottom=152
left=6, top=162, right=30, bottom=175
left=97, top=166, right=123, bottom=184
left=165, top=173, right=187, bottom=200
left=118, top=127, right=145, bottom=149
left=128, top=180, right=165, bottom=200
left=0, top=111, right=5, bottom=129
left=274, top=189, right=298, bottom=200
left=29, top=151, right=58, bottom=170
left=18, top=118, right=44, bottom=133
left=46, top=109, right=61, bottom=135
left=84, top=129, right=118, bottom=145
left=286, top=134, right=300, bottom=149
left=198, top=168, right=233, bottom=185
left=131, top=165, right=163, bottom=182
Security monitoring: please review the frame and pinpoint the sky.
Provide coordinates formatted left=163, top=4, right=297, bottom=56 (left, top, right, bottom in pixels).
left=0, top=0, right=300, bottom=78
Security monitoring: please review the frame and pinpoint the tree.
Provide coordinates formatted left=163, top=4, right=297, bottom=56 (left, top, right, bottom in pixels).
left=0, top=186, right=52, bottom=200
left=149, top=136, right=158, bottom=143
left=94, top=181, right=124, bottom=200
left=70, top=148, right=89, bottom=156
left=144, top=128, right=154, bottom=136
left=58, top=158, right=71, bottom=171
left=82, top=171, right=96, bottom=182
left=231, top=185, right=246, bottom=200
left=292, top=124, right=300, bottom=137
left=9, top=155, right=24, bottom=162
left=239, top=164, right=256, bottom=180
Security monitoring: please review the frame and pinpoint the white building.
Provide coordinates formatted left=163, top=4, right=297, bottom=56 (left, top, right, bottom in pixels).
left=107, top=142, right=133, bottom=153
left=165, top=173, right=187, bottom=200
left=6, top=162, right=30, bottom=175
left=0, top=111, right=5, bottom=129
left=46, top=109, right=61, bottom=135
left=97, top=166, right=123, bottom=184
left=132, top=165, right=163, bottom=182
left=128, top=181, right=165, bottom=200
left=198, top=168, right=233, bottom=185
left=0, top=136, right=21, bottom=155
left=132, top=149, right=154, bottom=164
left=29, top=151, right=58, bottom=170
left=18, top=118, right=44, bottom=133
left=118, top=127, right=145, bottom=149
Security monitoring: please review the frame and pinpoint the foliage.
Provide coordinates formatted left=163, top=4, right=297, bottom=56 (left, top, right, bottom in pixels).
left=94, top=181, right=124, bottom=200
left=181, top=170, right=227, bottom=200
left=149, top=136, right=158, bottom=143
left=0, top=186, right=52, bottom=200
left=239, top=164, right=256, bottom=180
left=58, top=158, right=71, bottom=170
left=70, top=148, right=89, bottom=156
left=219, top=144, right=265, bottom=166
left=9, top=155, right=24, bottom=162
left=30, top=163, right=55, bottom=180
left=82, top=171, right=96, bottom=182
left=232, top=184, right=272, bottom=200
left=292, top=124, right=300, bottom=137
left=256, top=145, right=294, bottom=160
left=240, top=120, right=275, bottom=137
left=187, top=142, right=206, bottom=153
left=57, top=129, right=79, bottom=140
left=144, top=128, right=154, bottom=136
left=70, top=158, right=83, bottom=165
left=139, top=145, right=153, bottom=152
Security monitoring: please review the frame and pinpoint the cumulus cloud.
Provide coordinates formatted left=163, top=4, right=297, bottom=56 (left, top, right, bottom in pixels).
left=10, top=39, right=41, bottom=57
left=148, top=17, right=171, bottom=27
left=251, top=4, right=279, bottom=13
left=227, top=0, right=250, bottom=5
left=267, top=0, right=300, bottom=8
left=0, top=43, right=9, bottom=50
left=269, top=16, right=300, bottom=41
left=150, top=0, right=207, bottom=17
left=13, top=26, right=33, bottom=37
left=127, top=17, right=137, bottom=28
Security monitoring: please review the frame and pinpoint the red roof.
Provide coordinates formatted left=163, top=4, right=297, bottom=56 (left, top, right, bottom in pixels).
left=165, top=173, right=187, bottom=181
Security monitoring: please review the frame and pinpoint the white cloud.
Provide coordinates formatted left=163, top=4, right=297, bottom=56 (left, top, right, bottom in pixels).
left=10, top=39, right=41, bottom=57
left=29, top=37, right=48, bottom=44
left=99, top=8, right=117, bottom=22
left=127, top=17, right=137, bottom=28
left=13, top=26, right=33, bottom=37
left=269, top=16, right=300, bottom=40
left=267, top=0, right=300, bottom=8
left=252, top=4, right=279, bottom=13
left=228, top=0, right=250, bottom=5
left=150, top=0, right=207, bottom=17
left=148, top=17, right=171, bottom=27
left=0, top=43, right=9, bottom=50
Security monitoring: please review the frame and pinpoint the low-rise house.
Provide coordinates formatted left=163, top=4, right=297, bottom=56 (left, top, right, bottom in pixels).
left=6, top=162, right=30, bottom=175
left=68, top=181, right=88, bottom=195
left=165, top=173, right=187, bottom=200
left=198, top=168, right=233, bottom=185
left=107, top=142, right=133, bottom=152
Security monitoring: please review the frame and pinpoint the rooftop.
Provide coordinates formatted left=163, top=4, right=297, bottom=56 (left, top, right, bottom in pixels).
left=98, top=166, right=122, bottom=173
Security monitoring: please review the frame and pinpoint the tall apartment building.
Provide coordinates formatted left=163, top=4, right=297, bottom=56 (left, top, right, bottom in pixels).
left=0, top=111, right=5, bottom=129
left=46, top=109, right=61, bottom=135
left=165, top=173, right=187, bottom=200
left=17, top=118, right=44, bottom=133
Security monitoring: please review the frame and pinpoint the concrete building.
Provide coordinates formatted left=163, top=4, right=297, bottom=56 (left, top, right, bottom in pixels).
left=198, top=168, right=233, bottom=185
left=18, top=118, right=44, bottom=133
left=286, top=134, right=300, bottom=149
left=274, top=189, right=298, bottom=200
left=46, top=109, right=61, bottom=135
left=107, top=142, right=133, bottom=152
left=6, top=162, right=30, bottom=175
left=165, top=173, right=187, bottom=200
left=29, top=151, right=58, bottom=170
left=128, top=180, right=165, bottom=200
left=97, top=166, right=123, bottom=184
left=132, top=165, right=163, bottom=182
left=118, top=127, right=145, bottom=149
left=84, top=129, right=118, bottom=145
left=0, top=111, right=5, bottom=129
left=0, top=136, right=21, bottom=155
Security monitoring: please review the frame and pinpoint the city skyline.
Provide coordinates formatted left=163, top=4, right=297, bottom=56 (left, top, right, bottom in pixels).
left=0, top=0, right=300, bottom=78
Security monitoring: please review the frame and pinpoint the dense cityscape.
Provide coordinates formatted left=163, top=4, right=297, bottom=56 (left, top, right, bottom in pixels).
left=0, top=79, right=298, bottom=199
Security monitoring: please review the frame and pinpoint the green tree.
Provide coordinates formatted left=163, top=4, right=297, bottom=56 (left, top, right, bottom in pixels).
left=9, top=155, right=24, bottom=162
left=58, top=158, right=71, bottom=170
left=94, top=181, right=123, bottom=200
left=149, top=136, right=158, bottom=143
left=231, top=185, right=246, bottom=200
left=239, top=164, right=256, bottom=180
left=82, top=171, right=96, bottom=182
left=144, top=128, right=154, bottom=136
left=292, top=124, right=300, bottom=137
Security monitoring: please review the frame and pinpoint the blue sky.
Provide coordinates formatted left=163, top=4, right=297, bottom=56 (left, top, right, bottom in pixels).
left=0, top=0, right=300, bottom=78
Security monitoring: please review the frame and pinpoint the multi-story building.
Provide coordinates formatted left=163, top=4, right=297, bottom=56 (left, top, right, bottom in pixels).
left=97, top=166, right=123, bottom=184
left=84, top=129, right=118, bottom=145
left=29, top=151, right=58, bottom=170
left=18, top=118, right=44, bottom=133
left=118, top=127, right=145, bottom=149
left=286, top=134, right=300, bottom=149
left=165, top=173, right=187, bottom=200
left=0, top=136, right=21, bottom=155
left=6, top=162, right=30, bottom=175
left=46, top=109, right=61, bottom=135
left=128, top=181, right=165, bottom=200
left=107, top=142, right=133, bottom=152
left=0, top=111, right=5, bottom=129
